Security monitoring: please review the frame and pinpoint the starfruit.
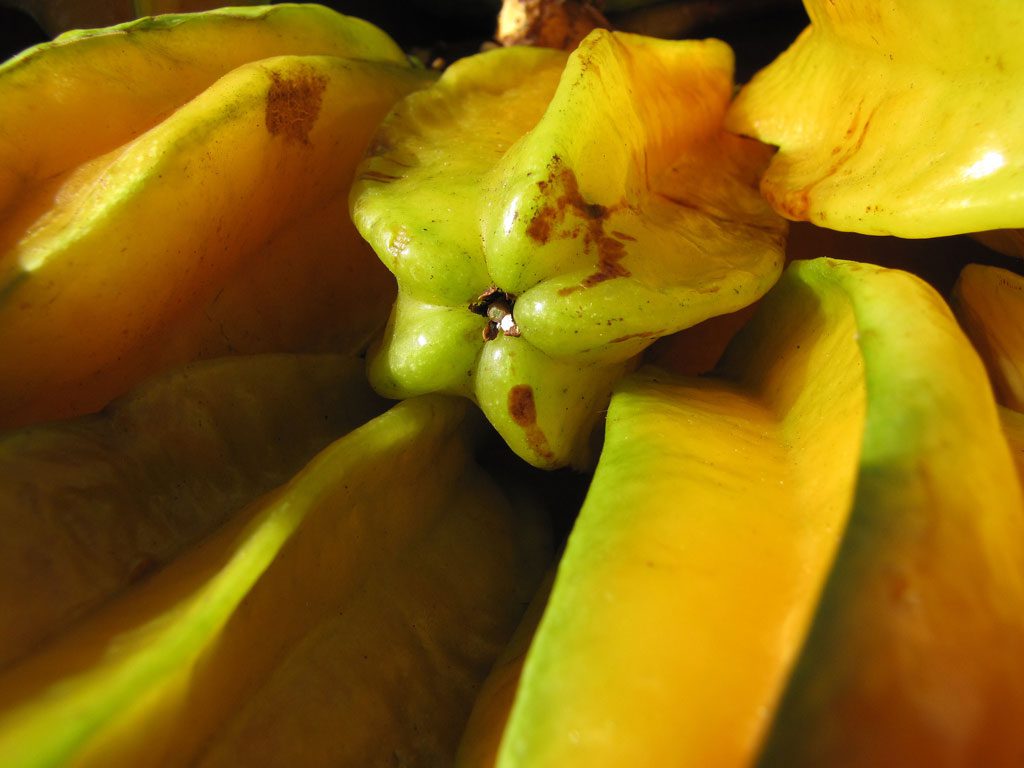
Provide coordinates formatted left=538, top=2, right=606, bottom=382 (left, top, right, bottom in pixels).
left=0, top=395, right=552, bottom=767
left=489, top=258, right=1024, bottom=767
left=455, top=571, right=555, bottom=768
left=726, top=0, right=1024, bottom=239
left=352, top=29, right=786, bottom=469
left=0, top=5, right=434, bottom=428
left=953, top=264, right=1024, bottom=412
left=0, top=352, right=386, bottom=670
left=951, top=263, right=1024, bottom=484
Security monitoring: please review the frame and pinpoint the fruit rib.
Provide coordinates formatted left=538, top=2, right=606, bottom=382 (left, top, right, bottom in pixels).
left=495, top=257, right=864, bottom=767
left=495, top=258, right=1024, bottom=767
left=0, top=396, right=550, bottom=767
left=758, top=261, right=1024, bottom=767
left=198, top=479, right=550, bottom=767
left=952, top=263, right=1024, bottom=506
left=952, top=264, right=1024, bottom=412
left=0, top=353, right=386, bottom=671
left=0, top=3, right=406, bottom=212
left=353, top=31, right=784, bottom=469
left=725, top=0, right=1024, bottom=237
left=0, top=53, right=431, bottom=427
left=455, top=571, right=556, bottom=768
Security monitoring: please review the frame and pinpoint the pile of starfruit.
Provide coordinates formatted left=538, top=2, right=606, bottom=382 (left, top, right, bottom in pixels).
left=2, top=1, right=1024, bottom=765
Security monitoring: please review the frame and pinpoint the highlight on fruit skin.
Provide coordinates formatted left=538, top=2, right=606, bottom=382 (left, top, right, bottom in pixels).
left=0, top=4, right=434, bottom=429
left=725, top=0, right=1024, bottom=240
left=353, top=28, right=786, bottom=469
left=469, top=257, right=1024, bottom=768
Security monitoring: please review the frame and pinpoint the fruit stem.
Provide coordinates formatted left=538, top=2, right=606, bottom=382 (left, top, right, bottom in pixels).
left=470, top=286, right=521, bottom=341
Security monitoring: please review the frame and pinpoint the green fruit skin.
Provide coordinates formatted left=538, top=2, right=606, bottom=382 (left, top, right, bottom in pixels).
left=353, top=35, right=785, bottom=469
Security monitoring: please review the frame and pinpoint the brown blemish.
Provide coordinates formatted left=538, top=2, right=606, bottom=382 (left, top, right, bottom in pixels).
left=843, top=102, right=863, bottom=140
left=582, top=236, right=630, bottom=287
left=509, top=384, right=538, bottom=426
left=265, top=68, right=328, bottom=145
left=508, top=384, right=556, bottom=463
left=528, top=158, right=633, bottom=293
left=526, top=207, right=555, bottom=243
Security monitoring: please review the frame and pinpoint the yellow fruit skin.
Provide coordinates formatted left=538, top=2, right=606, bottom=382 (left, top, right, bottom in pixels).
left=952, top=264, right=1024, bottom=411
left=0, top=396, right=552, bottom=767
left=758, top=261, right=1024, bottom=768
left=195, top=454, right=552, bottom=768
left=952, top=262, right=1024, bottom=520
left=0, top=10, right=432, bottom=428
left=494, top=258, right=865, bottom=768
left=0, top=353, right=386, bottom=671
left=0, top=4, right=406, bottom=201
left=726, top=0, right=1024, bottom=238
left=495, top=258, right=1024, bottom=768
left=455, top=571, right=555, bottom=768
left=1000, top=406, right=1024, bottom=487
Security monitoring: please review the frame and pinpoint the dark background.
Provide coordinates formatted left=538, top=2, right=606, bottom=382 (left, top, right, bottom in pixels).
left=0, top=1, right=809, bottom=81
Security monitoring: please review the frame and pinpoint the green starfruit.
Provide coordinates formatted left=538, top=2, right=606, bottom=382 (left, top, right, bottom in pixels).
left=351, top=29, right=786, bottom=468
left=726, top=0, right=1024, bottom=239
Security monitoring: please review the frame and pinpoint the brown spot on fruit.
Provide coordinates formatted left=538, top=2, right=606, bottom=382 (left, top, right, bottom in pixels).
left=582, top=235, right=630, bottom=287
left=528, top=158, right=633, bottom=292
left=526, top=207, right=555, bottom=243
left=265, top=68, right=328, bottom=145
left=508, top=384, right=538, bottom=426
left=508, top=384, right=556, bottom=463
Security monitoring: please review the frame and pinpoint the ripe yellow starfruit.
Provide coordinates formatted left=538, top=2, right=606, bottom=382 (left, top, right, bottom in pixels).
left=490, top=258, right=1024, bottom=767
left=3, top=0, right=257, bottom=35
left=951, top=263, right=1024, bottom=484
left=352, top=29, right=786, bottom=469
left=455, top=571, right=555, bottom=768
left=952, top=264, right=1024, bottom=411
left=0, top=396, right=552, bottom=767
left=0, top=5, right=434, bottom=428
left=726, top=0, right=1024, bottom=239
left=0, top=353, right=386, bottom=670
